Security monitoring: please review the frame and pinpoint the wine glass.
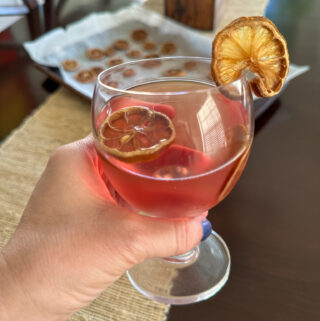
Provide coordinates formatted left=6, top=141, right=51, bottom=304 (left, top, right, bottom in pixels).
left=92, top=57, right=254, bottom=304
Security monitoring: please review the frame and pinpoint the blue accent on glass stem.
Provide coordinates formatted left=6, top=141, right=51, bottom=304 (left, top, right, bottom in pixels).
left=201, top=219, right=212, bottom=241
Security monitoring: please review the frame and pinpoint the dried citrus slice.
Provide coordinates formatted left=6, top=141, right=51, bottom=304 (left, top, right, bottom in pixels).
left=99, top=106, right=176, bottom=162
left=211, top=16, right=289, bottom=97
left=61, top=59, right=78, bottom=71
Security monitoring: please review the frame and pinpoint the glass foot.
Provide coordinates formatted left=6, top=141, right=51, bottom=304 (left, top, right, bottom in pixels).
left=127, top=230, right=230, bottom=305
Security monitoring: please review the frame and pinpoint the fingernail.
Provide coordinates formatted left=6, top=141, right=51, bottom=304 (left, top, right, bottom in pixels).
left=201, top=219, right=212, bottom=241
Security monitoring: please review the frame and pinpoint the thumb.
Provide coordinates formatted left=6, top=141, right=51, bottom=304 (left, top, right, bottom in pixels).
left=136, top=213, right=212, bottom=259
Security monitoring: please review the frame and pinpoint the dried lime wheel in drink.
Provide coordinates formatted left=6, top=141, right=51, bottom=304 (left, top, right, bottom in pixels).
left=99, top=106, right=175, bottom=162
left=211, top=16, right=289, bottom=97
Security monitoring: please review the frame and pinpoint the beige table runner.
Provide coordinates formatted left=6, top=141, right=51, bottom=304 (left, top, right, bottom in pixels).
left=0, top=1, right=268, bottom=320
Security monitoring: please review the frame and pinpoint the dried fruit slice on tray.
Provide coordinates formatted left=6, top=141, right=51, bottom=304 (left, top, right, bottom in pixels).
left=61, top=59, right=78, bottom=71
left=75, top=70, right=95, bottom=83
left=211, top=16, right=289, bottom=97
left=87, top=48, right=105, bottom=60
left=131, top=29, right=148, bottom=42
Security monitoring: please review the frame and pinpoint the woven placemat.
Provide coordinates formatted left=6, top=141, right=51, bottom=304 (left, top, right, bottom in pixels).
left=0, top=1, right=268, bottom=320
left=0, top=87, right=169, bottom=321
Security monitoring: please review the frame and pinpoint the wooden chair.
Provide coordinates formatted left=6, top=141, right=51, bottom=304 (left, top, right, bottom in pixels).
left=0, top=0, right=43, bottom=40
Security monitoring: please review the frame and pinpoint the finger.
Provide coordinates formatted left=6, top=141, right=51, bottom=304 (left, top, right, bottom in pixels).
left=128, top=213, right=211, bottom=259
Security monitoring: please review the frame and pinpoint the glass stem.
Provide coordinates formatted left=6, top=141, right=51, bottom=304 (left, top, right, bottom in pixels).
left=163, top=246, right=200, bottom=265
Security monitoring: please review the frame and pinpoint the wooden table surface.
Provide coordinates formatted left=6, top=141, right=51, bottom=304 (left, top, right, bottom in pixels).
left=0, top=0, right=319, bottom=320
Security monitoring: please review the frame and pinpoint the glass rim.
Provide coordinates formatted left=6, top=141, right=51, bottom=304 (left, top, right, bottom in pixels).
left=96, top=56, right=246, bottom=96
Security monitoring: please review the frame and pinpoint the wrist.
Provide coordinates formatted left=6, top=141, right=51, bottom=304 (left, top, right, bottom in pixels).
left=0, top=252, right=42, bottom=320
left=0, top=252, right=68, bottom=321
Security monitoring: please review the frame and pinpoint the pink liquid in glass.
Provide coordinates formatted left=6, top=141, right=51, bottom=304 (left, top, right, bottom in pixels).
left=95, top=81, right=252, bottom=218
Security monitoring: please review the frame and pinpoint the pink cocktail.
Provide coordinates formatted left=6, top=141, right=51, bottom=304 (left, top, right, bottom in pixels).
left=92, top=57, right=254, bottom=304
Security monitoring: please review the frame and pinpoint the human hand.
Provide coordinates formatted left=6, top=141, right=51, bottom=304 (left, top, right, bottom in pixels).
left=0, top=136, right=210, bottom=321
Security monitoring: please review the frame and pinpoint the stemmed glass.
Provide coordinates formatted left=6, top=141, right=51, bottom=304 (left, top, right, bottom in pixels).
left=92, top=57, right=254, bottom=304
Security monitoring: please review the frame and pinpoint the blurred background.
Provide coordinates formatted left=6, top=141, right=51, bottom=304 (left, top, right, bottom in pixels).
left=0, top=0, right=319, bottom=141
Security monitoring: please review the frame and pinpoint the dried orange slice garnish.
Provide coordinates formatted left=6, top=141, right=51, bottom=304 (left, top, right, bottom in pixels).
left=99, top=106, right=176, bottom=162
left=211, top=16, right=289, bottom=97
